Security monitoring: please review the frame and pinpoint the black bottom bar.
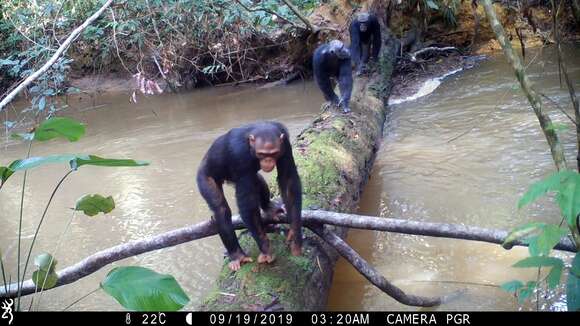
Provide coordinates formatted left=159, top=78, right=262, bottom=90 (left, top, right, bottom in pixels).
left=5, top=311, right=580, bottom=326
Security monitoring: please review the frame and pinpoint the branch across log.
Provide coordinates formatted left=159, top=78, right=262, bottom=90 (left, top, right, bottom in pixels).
left=1, top=210, right=575, bottom=299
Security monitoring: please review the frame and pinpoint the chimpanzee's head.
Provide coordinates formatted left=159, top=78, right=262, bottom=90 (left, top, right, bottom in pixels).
left=357, top=12, right=370, bottom=32
left=328, top=40, right=350, bottom=60
left=248, top=125, right=285, bottom=173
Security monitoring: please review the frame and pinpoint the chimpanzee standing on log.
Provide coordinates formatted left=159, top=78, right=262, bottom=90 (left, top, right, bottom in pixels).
left=313, top=40, right=354, bottom=114
left=350, top=12, right=382, bottom=75
left=197, top=121, right=303, bottom=271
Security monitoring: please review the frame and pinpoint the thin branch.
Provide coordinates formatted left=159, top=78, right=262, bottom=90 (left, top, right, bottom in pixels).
left=309, top=224, right=444, bottom=307
left=0, top=0, right=115, bottom=112
left=409, top=46, right=461, bottom=62
left=1, top=210, right=575, bottom=298
left=234, top=0, right=304, bottom=29
left=280, top=0, right=318, bottom=32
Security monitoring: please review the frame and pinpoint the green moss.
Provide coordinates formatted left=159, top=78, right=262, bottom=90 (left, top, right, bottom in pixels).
left=201, top=231, right=319, bottom=311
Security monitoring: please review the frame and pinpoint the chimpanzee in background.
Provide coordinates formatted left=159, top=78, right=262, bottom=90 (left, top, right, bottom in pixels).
left=349, top=12, right=382, bottom=75
left=313, top=40, right=354, bottom=113
left=197, top=121, right=302, bottom=271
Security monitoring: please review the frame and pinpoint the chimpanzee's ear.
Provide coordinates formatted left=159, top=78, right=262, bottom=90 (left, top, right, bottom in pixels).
left=279, top=133, right=285, bottom=141
left=249, top=134, right=256, bottom=147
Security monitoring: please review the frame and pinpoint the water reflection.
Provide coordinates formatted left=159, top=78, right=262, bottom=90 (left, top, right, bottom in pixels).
left=328, top=45, right=579, bottom=311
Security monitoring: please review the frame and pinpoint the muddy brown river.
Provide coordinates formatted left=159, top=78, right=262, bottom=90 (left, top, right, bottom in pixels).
left=1, top=45, right=579, bottom=311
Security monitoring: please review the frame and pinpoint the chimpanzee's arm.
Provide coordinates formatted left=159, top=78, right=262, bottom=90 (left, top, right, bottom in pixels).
left=338, top=58, right=353, bottom=113
left=349, top=21, right=362, bottom=69
left=276, top=138, right=303, bottom=254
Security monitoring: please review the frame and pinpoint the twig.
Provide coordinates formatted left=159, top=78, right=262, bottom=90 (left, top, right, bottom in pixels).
left=234, top=0, right=304, bottom=29
left=0, top=0, right=115, bottom=112
left=409, top=47, right=461, bottom=62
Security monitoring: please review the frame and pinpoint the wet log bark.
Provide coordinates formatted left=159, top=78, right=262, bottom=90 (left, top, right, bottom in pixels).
left=200, top=30, right=400, bottom=311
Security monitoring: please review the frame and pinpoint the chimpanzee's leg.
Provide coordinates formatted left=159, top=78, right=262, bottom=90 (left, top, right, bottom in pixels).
left=197, top=173, right=251, bottom=271
left=236, top=175, right=274, bottom=264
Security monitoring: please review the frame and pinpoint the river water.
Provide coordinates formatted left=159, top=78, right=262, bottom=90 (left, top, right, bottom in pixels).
left=0, top=82, right=323, bottom=310
left=328, top=45, right=580, bottom=311
left=1, top=45, right=578, bottom=311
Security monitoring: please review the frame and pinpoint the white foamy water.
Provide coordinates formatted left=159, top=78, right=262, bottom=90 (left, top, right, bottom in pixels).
left=388, top=67, right=464, bottom=105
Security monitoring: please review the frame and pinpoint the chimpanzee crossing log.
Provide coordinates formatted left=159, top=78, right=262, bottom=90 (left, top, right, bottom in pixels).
left=197, top=121, right=303, bottom=271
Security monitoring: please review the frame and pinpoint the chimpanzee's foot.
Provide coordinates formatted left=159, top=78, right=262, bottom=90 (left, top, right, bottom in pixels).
left=257, top=253, right=276, bottom=264
left=228, top=255, right=253, bottom=271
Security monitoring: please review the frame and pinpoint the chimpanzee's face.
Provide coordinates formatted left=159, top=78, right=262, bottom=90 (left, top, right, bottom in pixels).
left=249, top=133, right=284, bottom=172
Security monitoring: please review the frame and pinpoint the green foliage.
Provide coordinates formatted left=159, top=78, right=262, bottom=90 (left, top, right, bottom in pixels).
left=33, top=117, right=86, bottom=142
left=0, top=116, right=180, bottom=311
left=500, top=280, right=538, bottom=303
left=513, top=256, right=564, bottom=289
left=1, top=0, right=323, bottom=93
left=1, top=154, right=149, bottom=184
left=503, top=170, right=580, bottom=308
left=568, top=253, right=580, bottom=311
left=503, top=222, right=568, bottom=256
left=31, top=253, right=58, bottom=290
left=75, top=194, right=116, bottom=217
left=70, top=155, right=150, bottom=169
left=101, top=266, right=190, bottom=311
left=518, top=170, right=580, bottom=227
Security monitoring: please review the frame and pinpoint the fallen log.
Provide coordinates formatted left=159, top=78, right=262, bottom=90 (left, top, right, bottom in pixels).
left=199, top=27, right=420, bottom=311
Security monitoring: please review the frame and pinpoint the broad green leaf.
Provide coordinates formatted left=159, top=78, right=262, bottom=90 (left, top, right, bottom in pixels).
left=5, top=154, right=148, bottom=177
left=70, top=155, right=149, bottom=170
left=525, top=235, right=541, bottom=256
left=573, top=252, right=580, bottom=277
left=0, top=166, right=14, bottom=184
left=534, top=225, right=568, bottom=256
left=518, top=171, right=580, bottom=226
left=568, top=253, right=580, bottom=311
left=101, top=266, right=189, bottom=311
left=547, top=263, right=563, bottom=289
left=34, top=253, right=57, bottom=272
left=8, top=154, right=77, bottom=172
left=34, top=117, right=85, bottom=142
left=557, top=177, right=580, bottom=226
left=518, top=171, right=574, bottom=209
left=502, top=222, right=545, bottom=249
left=500, top=280, right=524, bottom=293
left=518, top=281, right=537, bottom=304
left=32, top=253, right=58, bottom=290
left=75, top=194, right=115, bottom=217
left=513, top=256, right=564, bottom=269
left=32, top=269, right=58, bottom=290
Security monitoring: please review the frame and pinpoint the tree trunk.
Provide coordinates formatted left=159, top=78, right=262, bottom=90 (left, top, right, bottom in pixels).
left=199, top=31, right=400, bottom=311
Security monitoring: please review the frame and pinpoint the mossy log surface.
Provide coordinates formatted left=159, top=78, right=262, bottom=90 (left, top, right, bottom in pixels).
left=200, top=33, right=399, bottom=311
